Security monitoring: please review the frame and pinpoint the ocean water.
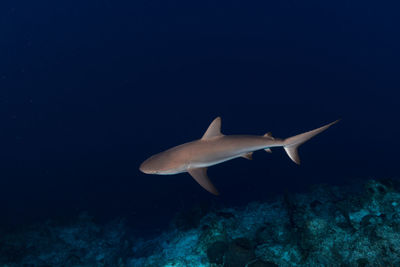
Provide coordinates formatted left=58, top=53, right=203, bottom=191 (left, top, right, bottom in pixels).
left=1, top=0, right=400, bottom=266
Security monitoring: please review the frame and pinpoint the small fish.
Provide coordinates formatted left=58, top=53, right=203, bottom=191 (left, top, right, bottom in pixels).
left=140, top=117, right=339, bottom=195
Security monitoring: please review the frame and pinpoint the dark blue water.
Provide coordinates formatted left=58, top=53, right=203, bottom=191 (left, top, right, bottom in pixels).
left=1, top=0, right=399, bottom=234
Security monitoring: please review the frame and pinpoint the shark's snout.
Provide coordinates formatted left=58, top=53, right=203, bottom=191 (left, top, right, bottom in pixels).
left=139, top=163, right=146, bottom=173
left=139, top=161, right=152, bottom=174
left=139, top=152, right=184, bottom=175
left=139, top=157, right=160, bottom=174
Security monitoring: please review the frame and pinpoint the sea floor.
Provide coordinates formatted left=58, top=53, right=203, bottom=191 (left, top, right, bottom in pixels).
left=1, top=178, right=400, bottom=266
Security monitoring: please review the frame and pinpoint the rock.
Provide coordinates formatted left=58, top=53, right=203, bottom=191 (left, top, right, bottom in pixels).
left=4, top=179, right=400, bottom=267
left=216, top=211, right=235, bottom=219
left=356, top=258, right=369, bottom=267
left=224, top=238, right=255, bottom=267
left=248, top=259, right=279, bottom=267
left=365, top=180, right=389, bottom=199
left=206, top=241, right=228, bottom=264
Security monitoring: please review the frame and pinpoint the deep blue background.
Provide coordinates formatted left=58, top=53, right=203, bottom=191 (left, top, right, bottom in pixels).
left=1, top=0, right=399, bottom=234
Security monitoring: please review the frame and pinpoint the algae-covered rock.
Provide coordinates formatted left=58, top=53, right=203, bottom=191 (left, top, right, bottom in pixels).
left=224, top=237, right=255, bottom=267
left=3, top=179, right=400, bottom=266
left=248, top=259, right=278, bottom=267
left=130, top=179, right=400, bottom=266
left=0, top=214, right=134, bottom=267
left=206, top=241, right=227, bottom=264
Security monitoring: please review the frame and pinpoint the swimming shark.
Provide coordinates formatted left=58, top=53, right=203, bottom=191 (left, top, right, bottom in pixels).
left=139, top=117, right=339, bottom=195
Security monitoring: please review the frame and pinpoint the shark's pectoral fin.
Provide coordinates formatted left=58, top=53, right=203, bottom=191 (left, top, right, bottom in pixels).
left=241, top=152, right=253, bottom=160
left=188, top=168, right=219, bottom=196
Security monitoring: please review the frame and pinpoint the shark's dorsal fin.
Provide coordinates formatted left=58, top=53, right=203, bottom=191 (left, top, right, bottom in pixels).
left=264, top=132, right=274, bottom=140
left=188, top=168, right=219, bottom=195
left=202, top=117, right=223, bottom=140
left=241, top=152, right=253, bottom=160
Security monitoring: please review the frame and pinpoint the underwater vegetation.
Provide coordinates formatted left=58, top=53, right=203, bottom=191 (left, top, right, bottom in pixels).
left=1, top=178, right=400, bottom=266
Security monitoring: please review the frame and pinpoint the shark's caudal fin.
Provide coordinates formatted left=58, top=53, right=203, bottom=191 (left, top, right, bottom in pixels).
left=283, top=120, right=340, bottom=164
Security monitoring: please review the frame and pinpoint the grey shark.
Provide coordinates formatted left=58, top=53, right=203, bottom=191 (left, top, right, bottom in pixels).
left=140, top=117, right=339, bottom=195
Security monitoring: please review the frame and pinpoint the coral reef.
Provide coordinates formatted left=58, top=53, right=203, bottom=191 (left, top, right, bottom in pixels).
left=0, top=213, right=133, bottom=267
left=1, top=179, right=400, bottom=266
left=130, top=178, right=400, bottom=266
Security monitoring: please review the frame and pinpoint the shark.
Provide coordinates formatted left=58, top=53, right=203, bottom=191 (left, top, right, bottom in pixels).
left=139, top=117, right=339, bottom=195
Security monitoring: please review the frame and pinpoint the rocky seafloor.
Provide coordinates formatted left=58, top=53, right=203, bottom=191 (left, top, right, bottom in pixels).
left=1, top=178, right=400, bottom=267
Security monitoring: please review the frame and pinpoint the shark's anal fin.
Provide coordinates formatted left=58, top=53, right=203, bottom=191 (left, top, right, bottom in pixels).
left=188, top=168, right=219, bottom=196
left=202, top=117, right=223, bottom=140
left=241, top=152, right=253, bottom=160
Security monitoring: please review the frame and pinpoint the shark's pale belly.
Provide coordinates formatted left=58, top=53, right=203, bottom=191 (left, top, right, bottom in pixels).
left=183, top=136, right=276, bottom=170
left=187, top=154, right=242, bottom=169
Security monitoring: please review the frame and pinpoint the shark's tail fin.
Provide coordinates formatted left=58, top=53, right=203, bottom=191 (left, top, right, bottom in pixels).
left=283, top=120, right=339, bottom=164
